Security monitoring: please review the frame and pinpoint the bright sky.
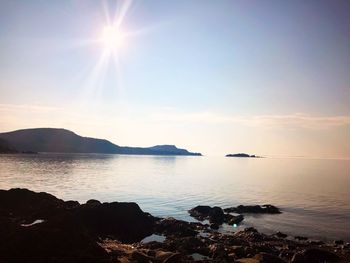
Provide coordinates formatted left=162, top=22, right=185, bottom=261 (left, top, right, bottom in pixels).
left=0, top=0, right=349, bottom=157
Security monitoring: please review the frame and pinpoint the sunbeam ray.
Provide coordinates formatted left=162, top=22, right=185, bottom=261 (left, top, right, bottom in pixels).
left=115, top=0, right=133, bottom=28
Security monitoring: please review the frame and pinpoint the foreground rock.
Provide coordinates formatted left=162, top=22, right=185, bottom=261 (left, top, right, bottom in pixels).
left=188, top=204, right=280, bottom=228
left=0, top=188, right=155, bottom=262
left=189, top=205, right=244, bottom=227
left=224, top=204, right=281, bottom=214
left=0, top=188, right=349, bottom=262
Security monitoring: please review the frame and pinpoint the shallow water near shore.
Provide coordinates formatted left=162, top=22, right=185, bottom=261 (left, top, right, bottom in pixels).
left=0, top=153, right=349, bottom=241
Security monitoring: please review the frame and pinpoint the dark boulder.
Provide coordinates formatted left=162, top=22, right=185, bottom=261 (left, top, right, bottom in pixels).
left=208, top=206, right=225, bottom=224
left=74, top=201, right=155, bottom=243
left=224, top=204, right=281, bottom=214
left=130, top=250, right=153, bottom=262
left=226, top=214, right=244, bottom=225
left=0, top=188, right=65, bottom=219
left=209, top=243, right=230, bottom=261
left=167, top=236, right=208, bottom=255
left=275, top=232, right=287, bottom=238
left=255, top=252, right=287, bottom=263
left=234, top=227, right=265, bottom=242
left=188, top=205, right=212, bottom=221
left=294, top=236, right=308, bottom=241
left=334, top=240, right=344, bottom=245
left=162, top=252, right=182, bottom=263
left=86, top=199, right=101, bottom=206
left=0, top=215, right=109, bottom=263
left=155, top=217, right=198, bottom=237
left=210, top=223, right=220, bottom=230
left=189, top=205, right=241, bottom=226
left=0, top=188, right=157, bottom=262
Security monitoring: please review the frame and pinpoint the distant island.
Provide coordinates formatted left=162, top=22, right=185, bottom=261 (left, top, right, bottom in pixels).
left=226, top=153, right=261, bottom=158
left=0, top=128, right=202, bottom=156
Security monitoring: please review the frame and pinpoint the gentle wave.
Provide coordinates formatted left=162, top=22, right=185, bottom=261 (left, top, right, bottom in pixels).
left=0, top=153, right=349, bottom=241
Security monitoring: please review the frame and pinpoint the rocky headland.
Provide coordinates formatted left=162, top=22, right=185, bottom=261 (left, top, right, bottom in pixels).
left=0, top=188, right=349, bottom=262
left=0, top=128, right=201, bottom=156
left=0, top=138, right=18, bottom=154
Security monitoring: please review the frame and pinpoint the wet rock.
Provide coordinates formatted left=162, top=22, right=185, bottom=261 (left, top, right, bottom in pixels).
left=1, top=188, right=349, bottom=263
left=130, top=250, right=152, bottom=262
left=253, top=244, right=278, bottom=255
left=231, top=246, right=248, bottom=258
left=191, top=252, right=209, bottom=261
left=65, top=200, right=80, bottom=209
left=188, top=205, right=212, bottom=220
left=254, top=252, right=286, bottom=262
left=291, top=252, right=304, bottom=263
left=0, top=188, right=156, bottom=262
left=294, top=236, right=308, bottom=241
left=189, top=205, right=226, bottom=225
left=275, top=232, right=287, bottom=238
left=234, top=227, right=265, bottom=242
left=209, top=206, right=226, bottom=224
left=279, top=249, right=295, bottom=260
left=189, top=205, right=244, bottom=226
left=236, top=258, right=259, bottom=263
left=210, top=223, right=220, bottom=230
left=0, top=188, right=66, bottom=221
left=0, top=217, right=110, bottom=263
left=167, top=236, right=208, bottom=256
left=334, top=240, right=344, bottom=245
left=209, top=243, right=230, bottom=262
left=86, top=199, right=101, bottom=206
left=162, top=252, right=182, bottom=263
left=224, top=204, right=281, bottom=214
left=226, top=214, right=244, bottom=225
left=155, top=250, right=176, bottom=261
left=308, top=240, right=324, bottom=246
left=155, top=217, right=198, bottom=237
left=74, top=201, right=155, bottom=243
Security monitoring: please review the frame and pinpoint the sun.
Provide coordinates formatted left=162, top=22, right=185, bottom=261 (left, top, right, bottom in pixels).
left=101, top=25, right=124, bottom=53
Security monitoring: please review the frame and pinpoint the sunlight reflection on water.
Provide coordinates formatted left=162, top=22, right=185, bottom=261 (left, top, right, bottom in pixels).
left=0, top=154, right=349, bottom=241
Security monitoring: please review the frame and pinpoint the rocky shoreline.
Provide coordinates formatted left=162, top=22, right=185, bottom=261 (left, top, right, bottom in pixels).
left=0, top=188, right=349, bottom=262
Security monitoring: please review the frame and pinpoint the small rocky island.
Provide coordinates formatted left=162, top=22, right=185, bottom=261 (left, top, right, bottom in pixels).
left=0, top=188, right=348, bottom=262
left=226, top=153, right=261, bottom=158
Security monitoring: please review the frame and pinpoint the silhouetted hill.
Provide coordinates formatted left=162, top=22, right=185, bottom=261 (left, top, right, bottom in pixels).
left=0, top=128, right=201, bottom=156
left=148, top=145, right=198, bottom=155
left=0, top=138, right=18, bottom=154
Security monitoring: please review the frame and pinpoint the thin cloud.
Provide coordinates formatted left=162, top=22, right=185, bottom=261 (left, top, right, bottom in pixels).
left=250, top=114, right=350, bottom=129
left=149, top=111, right=350, bottom=130
left=0, top=103, right=60, bottom=112
left=1, top=103, right=349, bottom=131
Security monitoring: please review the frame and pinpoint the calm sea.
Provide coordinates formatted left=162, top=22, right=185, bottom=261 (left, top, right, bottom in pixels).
left=0, top=153, right=349, bottom=241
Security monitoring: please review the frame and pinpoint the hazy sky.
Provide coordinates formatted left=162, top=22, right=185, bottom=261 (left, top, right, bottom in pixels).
left=1, top=0, right=350, bottom=157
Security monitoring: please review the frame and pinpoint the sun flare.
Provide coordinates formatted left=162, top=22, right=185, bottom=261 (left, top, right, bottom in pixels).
left=101, top=25, right=124, bottom=53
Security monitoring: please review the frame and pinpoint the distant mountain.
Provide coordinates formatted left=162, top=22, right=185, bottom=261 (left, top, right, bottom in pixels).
left=0, top=138, right=18, bottom=154
left=226, top=153, right=260, bottom=158
left=0, top=128, right=201, bottom=156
